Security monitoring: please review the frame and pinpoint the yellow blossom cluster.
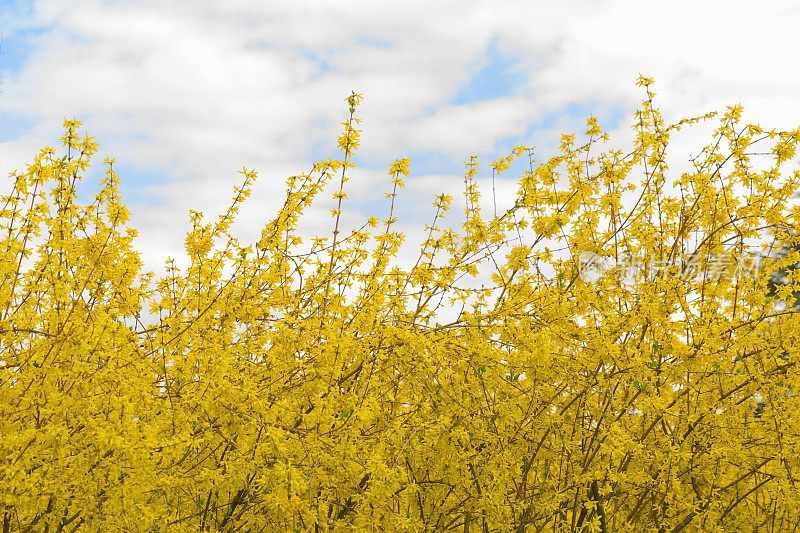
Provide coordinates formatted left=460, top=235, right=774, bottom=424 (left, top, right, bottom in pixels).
left=1, top=81, right=800, bottom=531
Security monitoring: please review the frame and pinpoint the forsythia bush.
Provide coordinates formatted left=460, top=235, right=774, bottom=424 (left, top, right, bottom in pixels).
left=2, top=77, right=800, bottom=532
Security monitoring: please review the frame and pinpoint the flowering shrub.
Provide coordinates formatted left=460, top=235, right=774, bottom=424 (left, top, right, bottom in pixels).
left=1, top=79, right=799, bottom=531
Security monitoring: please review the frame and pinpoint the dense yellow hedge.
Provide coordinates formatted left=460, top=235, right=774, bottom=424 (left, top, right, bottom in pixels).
left=2, top=78, right=800, bottom=531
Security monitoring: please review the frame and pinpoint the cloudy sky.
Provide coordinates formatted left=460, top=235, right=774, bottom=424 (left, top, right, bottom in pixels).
left=2, top=0, right=800, bottom=312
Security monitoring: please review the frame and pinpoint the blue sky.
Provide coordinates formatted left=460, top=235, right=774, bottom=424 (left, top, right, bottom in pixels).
left=1, top=0, right=800, bottom=292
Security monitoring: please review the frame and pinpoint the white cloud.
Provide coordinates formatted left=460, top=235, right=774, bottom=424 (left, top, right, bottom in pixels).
left=1, top=0, right=799, bottom=324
